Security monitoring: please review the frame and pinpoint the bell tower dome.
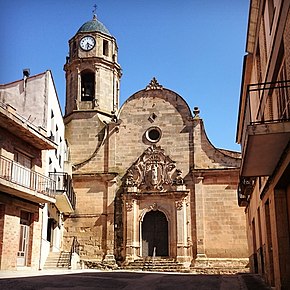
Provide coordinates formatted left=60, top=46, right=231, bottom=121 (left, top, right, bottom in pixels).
left=64, top=14, right=122, bottom=116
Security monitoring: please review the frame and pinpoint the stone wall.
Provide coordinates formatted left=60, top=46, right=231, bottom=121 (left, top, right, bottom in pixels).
left=65, top=85, right=248, bottom=266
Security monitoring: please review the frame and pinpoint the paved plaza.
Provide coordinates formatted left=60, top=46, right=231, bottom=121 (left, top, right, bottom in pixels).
left=0, top=270, right=270, bottom=290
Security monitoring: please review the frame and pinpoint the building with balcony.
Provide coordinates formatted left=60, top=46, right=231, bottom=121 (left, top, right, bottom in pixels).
left=236, top=0, right=290, bottom=289
left=0, top=102, right=57, bottom=269
left=0, top=71, right=76, bottom=269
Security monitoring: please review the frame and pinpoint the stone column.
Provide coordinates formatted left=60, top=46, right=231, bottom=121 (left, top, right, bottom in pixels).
left=95, top=65, right=100, bottom=108
left=132, top=199, right=140, bottom=259
left=103, top=179, right=117, bottom=265
left=124, top=198, right=135, bottom=262
left=176, top=197, right=191, bottom=266
left=94, top=65, right=99, bottom=108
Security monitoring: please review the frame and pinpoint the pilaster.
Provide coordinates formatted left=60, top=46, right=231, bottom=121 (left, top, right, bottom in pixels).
left=195, top=176, right=206, bottom=259
left=176, top=197, right=192, bottom=266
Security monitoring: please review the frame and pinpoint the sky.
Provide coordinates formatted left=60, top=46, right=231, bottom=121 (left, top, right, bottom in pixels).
left=0, top=0, right=249, bottom=151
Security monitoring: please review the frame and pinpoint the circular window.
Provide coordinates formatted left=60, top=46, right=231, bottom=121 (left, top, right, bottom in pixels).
left=145, top=127, right=162, bottom=143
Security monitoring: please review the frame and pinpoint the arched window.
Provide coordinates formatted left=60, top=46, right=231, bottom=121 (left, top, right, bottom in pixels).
left=81, top=70, right=95, bottom=101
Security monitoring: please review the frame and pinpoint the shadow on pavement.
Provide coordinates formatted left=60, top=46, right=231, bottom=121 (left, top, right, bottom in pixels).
left=0, top=271, right=271, bottom=290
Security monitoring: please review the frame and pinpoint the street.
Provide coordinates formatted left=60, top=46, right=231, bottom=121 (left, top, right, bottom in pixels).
left=0, top=270, right=271, bottom=290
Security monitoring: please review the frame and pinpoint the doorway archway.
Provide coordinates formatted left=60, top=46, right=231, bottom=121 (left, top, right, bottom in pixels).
left=142, top=210, right=168, bottom=257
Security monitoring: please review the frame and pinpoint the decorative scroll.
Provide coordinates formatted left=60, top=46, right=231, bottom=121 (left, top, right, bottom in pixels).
left=124, top=145, right=184, bottom=192
left=173, top=169, right=184, bottom=185
left=175, top=200, right=183, bottom=210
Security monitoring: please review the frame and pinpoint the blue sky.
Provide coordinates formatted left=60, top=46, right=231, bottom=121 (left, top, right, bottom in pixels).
left=0, top=0, right=249, bottom=151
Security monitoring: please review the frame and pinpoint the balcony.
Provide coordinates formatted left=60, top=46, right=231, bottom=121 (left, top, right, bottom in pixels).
left=241, top=80, right=290, bottom=177
left=0, top=155, right=56, bottom=203
left=49, top=172, right=76, bottom=213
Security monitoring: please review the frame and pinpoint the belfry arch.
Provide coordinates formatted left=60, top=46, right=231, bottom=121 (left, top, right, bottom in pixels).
left=80, top=70, right=95, bottom=101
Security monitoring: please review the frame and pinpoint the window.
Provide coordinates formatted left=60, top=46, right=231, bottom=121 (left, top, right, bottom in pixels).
left=145, top=127, right=162, bottom=143
left=55, top=125, right=59, bottom=145
left=103, top=40, right=109, bottom=56
left=50, top=110, right=55, bottom=141
left=81, top=71, right=95, bottom=101
left=15, top=151, right=32, bottom=169
left=148, top=113, right=157, bottom=123
left=14, top=151, right=32, bottom=188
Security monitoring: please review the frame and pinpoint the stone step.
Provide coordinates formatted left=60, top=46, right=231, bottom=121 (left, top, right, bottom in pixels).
left=122, top=258, right=188, bottom=272
left=191, top=258, right=250, bottom=274
left=44, top=251, right=71, bottom=269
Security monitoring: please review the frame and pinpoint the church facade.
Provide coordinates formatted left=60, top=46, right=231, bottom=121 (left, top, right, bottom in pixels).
left=63, top=15, right=248, bottom=268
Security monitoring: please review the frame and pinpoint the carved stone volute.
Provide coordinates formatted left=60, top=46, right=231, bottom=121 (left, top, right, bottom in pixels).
left=124, top=145, right=184, bottom=193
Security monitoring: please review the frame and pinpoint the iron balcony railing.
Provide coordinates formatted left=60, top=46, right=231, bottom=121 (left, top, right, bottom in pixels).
left=240, top=79, right=290, bottom=152
left=0, top=155, right=56, bottom=197
left=245, top=80, right=290, bottom=125
left=49, top=172, right=76, bottom=210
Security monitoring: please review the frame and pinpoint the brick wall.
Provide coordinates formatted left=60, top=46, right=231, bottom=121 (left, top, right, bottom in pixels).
left=0, top=193, right=41, bottom=270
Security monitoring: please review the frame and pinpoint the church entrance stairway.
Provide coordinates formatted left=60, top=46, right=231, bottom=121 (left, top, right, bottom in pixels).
left=122, top=257, right=190, bottom=273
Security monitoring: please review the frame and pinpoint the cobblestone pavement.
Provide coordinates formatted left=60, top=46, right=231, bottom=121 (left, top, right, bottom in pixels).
left=0, top=270, right=271, bottom=290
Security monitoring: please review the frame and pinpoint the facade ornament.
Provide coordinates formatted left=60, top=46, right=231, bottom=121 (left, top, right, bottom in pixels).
left=173, top=169, right=184, bottom=185
left=123, top=145, right=176, bottom=192
left=125, top=169, right=136, bottom=187
left=149, top=202, right=158, bottom=211
left=125, top=201, right=133, bottom=212
left=93, top=98, right=99, bottom=108
left=175, top=200, right=183, bottom=210
left=145, top=77, right=163, bottom=90
left=151, top=164, right=158, bottom=185
left=193, top=106, right=200, bottom=119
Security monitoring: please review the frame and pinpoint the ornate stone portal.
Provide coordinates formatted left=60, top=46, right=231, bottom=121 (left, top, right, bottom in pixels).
left=122, top=145, right=192, bottom=266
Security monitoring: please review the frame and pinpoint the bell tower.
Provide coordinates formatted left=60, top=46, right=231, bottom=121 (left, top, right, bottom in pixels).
left=64, top=14, right=122, bottom=116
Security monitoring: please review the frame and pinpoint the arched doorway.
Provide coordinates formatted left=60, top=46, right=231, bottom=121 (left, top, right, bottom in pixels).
left=142, top=210, right=168, bottom=257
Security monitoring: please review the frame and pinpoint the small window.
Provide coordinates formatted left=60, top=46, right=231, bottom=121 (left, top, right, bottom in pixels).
left=55, top=125, right=59, bottom=143
left=148, top=113, right=157, bottom=123
left=103, top=40, right=109, bottom=56
left=145, top=127, right=162, bottom=143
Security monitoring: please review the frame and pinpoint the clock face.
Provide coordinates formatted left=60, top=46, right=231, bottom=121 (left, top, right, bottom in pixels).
left=80, top=36, right=96, bottom=51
